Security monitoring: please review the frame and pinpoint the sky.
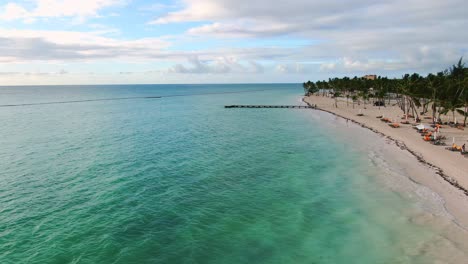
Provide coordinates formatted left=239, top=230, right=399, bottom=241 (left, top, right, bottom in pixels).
left=0, top=0, right=467, bottom=85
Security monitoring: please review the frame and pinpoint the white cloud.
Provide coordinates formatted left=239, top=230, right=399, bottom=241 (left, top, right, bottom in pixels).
left=0, top=28, right=172, bottom=62
left=187, top=21, right=295, bottom=38
left=150, top=0, right=382, bottom=25
left=139, top=3, right=179, bottom=12
left=0, top=0, right=125, bottom=23
left=1, top=3, right=29, bottom=21
left=275, top=64, right=288, bottom=73
left=0, top=27, right=301, bottom=75
left=168, top=56, right=265, bottom=74
left=149, top=0, right=468, bottom=75
left=149, top=0, right=224, bottom=24
left=0, top=0, right=467, bottom=84
left=0, top=69, right=68, bottom=76
left=275, top=63, right=307, bottom=74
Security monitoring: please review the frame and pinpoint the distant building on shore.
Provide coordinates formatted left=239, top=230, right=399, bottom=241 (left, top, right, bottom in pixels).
left=363, top=74, right=377, bottom=80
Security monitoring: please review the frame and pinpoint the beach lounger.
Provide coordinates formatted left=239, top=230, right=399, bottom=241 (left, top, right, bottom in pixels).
left=446, top=144, right=462, bottom=152
left=431, top=140, right=445, bottom=146
left=389, top=123, right=400, bottom=128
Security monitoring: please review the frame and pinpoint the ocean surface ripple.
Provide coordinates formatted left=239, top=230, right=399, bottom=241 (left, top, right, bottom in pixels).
left=0, top=84, right=464, bottom=263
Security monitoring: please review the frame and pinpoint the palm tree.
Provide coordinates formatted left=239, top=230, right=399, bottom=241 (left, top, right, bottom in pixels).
left=308, top=82, right=319, bottom=95
left=351, top=95, right=358, bottom=109
left=458, top=69, right=468, bottom=125
left=301, top=58, right=466, bottom=123
left=359, top=91, right=369, bottom=108
left=302, top=82, right=308, bottom=96
left=427, top=73, right=437, bottom=123
left=333, top=92, right=341, bottom=108
left=443, top=58, right=465, bottom=123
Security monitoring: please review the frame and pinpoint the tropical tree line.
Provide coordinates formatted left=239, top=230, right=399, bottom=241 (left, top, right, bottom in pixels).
left=303, top=58, right=468, bottom=125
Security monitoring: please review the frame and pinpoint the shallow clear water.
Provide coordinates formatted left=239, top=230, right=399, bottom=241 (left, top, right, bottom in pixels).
left=0, top=84, right=462, bottom=263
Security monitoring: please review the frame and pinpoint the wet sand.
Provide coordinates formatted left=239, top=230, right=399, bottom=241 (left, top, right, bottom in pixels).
left=304, top=95, right=468, bottom=229
left=303, top=99, right=468, bottom=262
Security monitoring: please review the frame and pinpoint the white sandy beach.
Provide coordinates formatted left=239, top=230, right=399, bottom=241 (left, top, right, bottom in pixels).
left=304, top=94, right=468, bottom=262
left=304, top=95, right=468, bottom=230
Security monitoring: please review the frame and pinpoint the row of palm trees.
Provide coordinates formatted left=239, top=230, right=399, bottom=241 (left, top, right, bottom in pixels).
left=303, top=58, right=468, bottom=125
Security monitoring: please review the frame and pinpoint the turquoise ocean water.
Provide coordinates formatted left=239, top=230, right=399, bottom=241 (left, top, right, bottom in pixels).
left=0, top=84, right=462, bottom=263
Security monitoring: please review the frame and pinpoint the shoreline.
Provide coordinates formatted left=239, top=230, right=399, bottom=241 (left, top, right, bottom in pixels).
left=303, top=95, right=468, bottom=230
left=303, top=97, right=468, bottom=197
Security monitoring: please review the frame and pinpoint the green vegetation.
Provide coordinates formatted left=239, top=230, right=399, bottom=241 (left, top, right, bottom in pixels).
left=303, top=58, right=468, bottom=125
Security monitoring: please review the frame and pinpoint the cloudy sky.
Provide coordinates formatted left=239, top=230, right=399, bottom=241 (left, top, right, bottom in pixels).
left=0, top=0, right=466, bottom=85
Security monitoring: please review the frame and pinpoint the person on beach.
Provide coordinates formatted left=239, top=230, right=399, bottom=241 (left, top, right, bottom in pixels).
left=462, top=144, right=466, bottom=153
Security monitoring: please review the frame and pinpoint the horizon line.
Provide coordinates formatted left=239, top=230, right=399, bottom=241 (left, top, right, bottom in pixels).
left=0, top=82, right=302, bottom=88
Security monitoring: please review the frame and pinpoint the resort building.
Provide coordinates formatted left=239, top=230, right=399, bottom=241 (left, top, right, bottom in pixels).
left=363, top=74, right=377, bottom=80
